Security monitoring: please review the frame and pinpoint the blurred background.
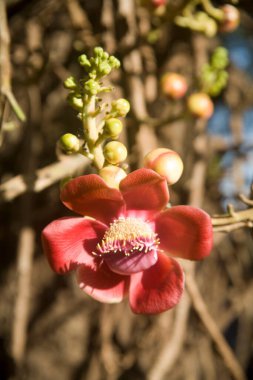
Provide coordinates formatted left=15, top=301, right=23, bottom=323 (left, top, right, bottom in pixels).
left=1, top=1, right=253, bottom=379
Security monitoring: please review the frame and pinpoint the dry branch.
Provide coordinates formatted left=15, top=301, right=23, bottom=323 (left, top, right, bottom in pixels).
left=11, top=227, right=35, bottom=364
left=147, top=294, right=191, bottom=380
left=0, top=155, right=89, bottom=202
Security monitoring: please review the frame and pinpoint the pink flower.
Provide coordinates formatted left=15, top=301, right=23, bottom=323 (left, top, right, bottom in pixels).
left=42, top=169, right=213, bottom=314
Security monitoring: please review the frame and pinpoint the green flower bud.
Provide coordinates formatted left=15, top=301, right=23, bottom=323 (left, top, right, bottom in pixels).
left=84, top=79, right=100, bottom=95
left=94, top=47, right=104, bottom=57
left=104, top=118, right=123, bottom=138
left=98, top=61, right=112, bottom=76
left=59, top=133, right=80, bottom=153
left=209, top=84, right=220, bottom=97
left=202, top=69, right=216, bottom=85
left=64, top=76, right=77, bottom=90
left=67, top=93, right=83, bottom=111
left=218, top=70, right=228, bottom=83
left=211, top=48, right=229, bottom=70
left=109, top=56, right=120, bottom=69
left=102, top=51, right=109, bottom=60
left=78, top=54, right=91, bottom=68
left=104, top=141, right=128, bottom=164
left=111, top=98, right=130, bottom=117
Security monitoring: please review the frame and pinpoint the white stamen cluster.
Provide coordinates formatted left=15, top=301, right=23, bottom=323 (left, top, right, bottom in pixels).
left=94, top=217, right=159, bottom=256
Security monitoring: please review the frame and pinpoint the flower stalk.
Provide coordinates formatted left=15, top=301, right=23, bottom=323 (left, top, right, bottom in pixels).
left=82, top=94, right=105, bottom=169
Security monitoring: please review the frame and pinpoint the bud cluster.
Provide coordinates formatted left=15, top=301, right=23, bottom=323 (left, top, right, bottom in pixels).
left=58, top=47, right=130, bottom=181
left=63, top=47, right=121, bottom=111
left=175, top=11, right=217, bottom=38
left=78, top=47, right=120, bottom=79
left=200, top=47, right=229, bottom=97
left=175, top=2, right=239, bottom=38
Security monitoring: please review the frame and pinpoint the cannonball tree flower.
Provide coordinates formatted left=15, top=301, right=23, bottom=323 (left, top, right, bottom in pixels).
left=42, top=169, right=213, bottom=314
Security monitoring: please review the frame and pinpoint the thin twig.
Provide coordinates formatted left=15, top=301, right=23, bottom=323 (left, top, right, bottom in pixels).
left=0, top=0, right=26, bottom=123
left=186, top=271, right=246, bottom=380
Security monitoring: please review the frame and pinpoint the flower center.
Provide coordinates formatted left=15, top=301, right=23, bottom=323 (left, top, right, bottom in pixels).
left=95, top=217, right=159, bottom=256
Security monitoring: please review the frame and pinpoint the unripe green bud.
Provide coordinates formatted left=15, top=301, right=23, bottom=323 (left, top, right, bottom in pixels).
left=211, top=47, right=229, bottom=70
left=104, top=118, right=123, bottom=138
left=67, top=93, right=83, bottom=111
left=59, top=133, right=80, bottom=153
left=144, top=148, right=184, bottom=185
left=78, top=54, right=91, bottom=68
left=209, top=85, right=220, bottom=97
left=64, top=76, right=77, bottom=90
left=104, top=141, right=127, bottom=164
left=111, top=98, right=130, bottom=117
left=94, top=47, right=104, bottom=57
left=109, top=56, right=120, bottom=69
left=202, top=67, right=216, bottom=84
left=218, top=70, right=228, bottom=83
left=84, top=79, right=100, bottom=95
left=99, top=61, right=112, bottom=76
left=99, top=165, right=127, bottom=189
left=102, top=51, right=109, bottom=60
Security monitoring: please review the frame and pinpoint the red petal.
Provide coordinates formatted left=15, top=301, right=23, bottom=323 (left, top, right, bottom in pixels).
left=120, top=169, right=169, bottom=219
left=155, top=206, right=213, bottom=260
left=42, top=217, right=107, bottom=273
left=77, top=261, right=130, bottom=303
left=104, top=250, right=158, bottom=275
left=129, top=253, right=184, bottom=314
left=60, top=175, right=125, bottom=224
